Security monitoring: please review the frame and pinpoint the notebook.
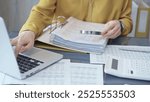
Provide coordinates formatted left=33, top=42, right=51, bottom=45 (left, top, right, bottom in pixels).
left=0, top=17, right=63, bottom=79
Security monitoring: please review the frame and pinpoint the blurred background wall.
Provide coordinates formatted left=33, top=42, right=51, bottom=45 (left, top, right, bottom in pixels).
left=0, top=0, right=38, bottom=33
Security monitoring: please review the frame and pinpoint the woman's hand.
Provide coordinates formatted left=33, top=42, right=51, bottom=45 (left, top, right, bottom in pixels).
left=101, top=20, right=121, bottom=39
left=11, top=31, right=36, bottom=56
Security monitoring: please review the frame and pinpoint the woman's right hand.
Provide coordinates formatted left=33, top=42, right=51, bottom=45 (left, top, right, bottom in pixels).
left=11, top=31, right=36, bottom=56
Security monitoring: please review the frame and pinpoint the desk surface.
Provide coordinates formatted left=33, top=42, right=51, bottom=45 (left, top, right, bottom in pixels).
left=9, top=32, right=150, bottom=85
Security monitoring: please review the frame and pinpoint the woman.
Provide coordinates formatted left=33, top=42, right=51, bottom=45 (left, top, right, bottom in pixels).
left=11, top=0, right=132, bottom=55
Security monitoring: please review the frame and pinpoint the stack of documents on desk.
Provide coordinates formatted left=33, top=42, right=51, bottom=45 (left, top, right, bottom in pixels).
left=36, top=17, right=107, bottom=53
left=1, top=60, right=103, bottom=85
left=49, top=17, right=108, bottom=53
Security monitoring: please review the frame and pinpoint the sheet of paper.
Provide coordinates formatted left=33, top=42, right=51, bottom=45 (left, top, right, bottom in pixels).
left=3, top=60, right=70, bottom=85
left=37, top=30, right=52, bottom=44
left=68, top=63, right=103, bottom=85
left=52, top=17, right=106, bottom=45
left=90, top=45, right=150, bottom=64
left=3, top=59, right=104, bottom=85
left=90, top=53, right=106, bottom=64
left=106, top=45, right=150, bottom=60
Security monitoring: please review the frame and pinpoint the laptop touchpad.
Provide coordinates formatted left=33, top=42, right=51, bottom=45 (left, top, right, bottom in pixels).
left=21, top=48, right=41, bottom=56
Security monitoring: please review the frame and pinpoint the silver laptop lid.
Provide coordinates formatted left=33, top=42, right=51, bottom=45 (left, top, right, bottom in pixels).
left=0, top=17, right=63, bottom=80
left=0, top=17, right=21, bottom=78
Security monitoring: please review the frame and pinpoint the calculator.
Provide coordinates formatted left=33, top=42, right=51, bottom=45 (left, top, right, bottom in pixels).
left=105, top=56, right=150, bottom=81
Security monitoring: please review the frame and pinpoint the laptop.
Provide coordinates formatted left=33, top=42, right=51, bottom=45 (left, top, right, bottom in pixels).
left=0, top=17, right=63, bottom=79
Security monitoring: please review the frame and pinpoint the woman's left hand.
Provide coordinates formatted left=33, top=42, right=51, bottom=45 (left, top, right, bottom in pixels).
left=101, top=20, right=121, bottom=39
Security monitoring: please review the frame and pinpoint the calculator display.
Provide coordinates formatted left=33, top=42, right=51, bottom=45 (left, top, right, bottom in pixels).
left=111, top=59, right=118, bottom=70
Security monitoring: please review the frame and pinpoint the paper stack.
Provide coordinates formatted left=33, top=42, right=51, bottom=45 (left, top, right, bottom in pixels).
left=50, top=17, right=108, bottom=54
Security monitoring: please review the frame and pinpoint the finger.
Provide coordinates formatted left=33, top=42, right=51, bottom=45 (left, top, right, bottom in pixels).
left=15, top=41, right=22, bottom=56
left=11, top=37, right=18, bottom=46
left=102, top=22, right=120, bottom=38
left=101, top=24, right=111, bottom=35
left=108, top=28, right=121, bottom=39
left=102, top=31, right=112, bottom=38
left=101, top=22, right=115, bottom=35
left=20, top=42, right=34, bottom=52
left=109, top=25, right=120, bottom=36
left=103, top=28, right=115, bottom=38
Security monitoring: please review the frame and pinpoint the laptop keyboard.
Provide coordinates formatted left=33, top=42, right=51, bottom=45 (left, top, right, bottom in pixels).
left=17, top=54, right=44, bottom=73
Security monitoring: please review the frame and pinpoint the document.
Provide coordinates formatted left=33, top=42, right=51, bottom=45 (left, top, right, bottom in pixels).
left=3, top=60, right=104, bottom=85
left=3, top=60, right=70, bottom=85
left=68, top=63, right=103, bottom=85
left=90, top=53, right=106, bottom=64
left=90, top=45, right=150, bottom=64
left=38, top=17, right=108, bottom=53
left=36, top=25, right=78, bottom=52
left=51, top=17, right=105, bottom=44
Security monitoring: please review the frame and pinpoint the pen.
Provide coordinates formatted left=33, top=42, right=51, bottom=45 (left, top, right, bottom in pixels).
left=119, top=48, right=150, bottom=53
left=80, top=30, right=101, bottom=35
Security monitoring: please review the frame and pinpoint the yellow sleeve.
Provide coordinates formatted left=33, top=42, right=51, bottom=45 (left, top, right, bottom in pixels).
left=20, top=0, right=56, bottom=37
left=120, top=0, right=133, bottom=36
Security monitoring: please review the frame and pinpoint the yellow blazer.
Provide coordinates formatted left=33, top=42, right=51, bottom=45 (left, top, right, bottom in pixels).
left=20, top=0, right=132, bottom=37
